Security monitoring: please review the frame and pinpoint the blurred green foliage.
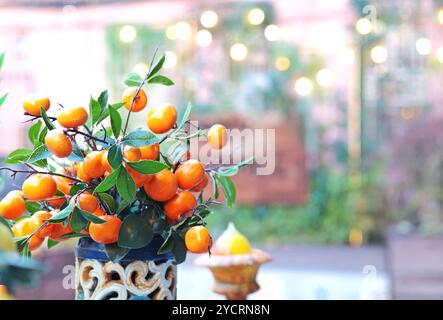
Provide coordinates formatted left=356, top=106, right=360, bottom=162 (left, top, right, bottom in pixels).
left=207, top=165, right=387, bottom=245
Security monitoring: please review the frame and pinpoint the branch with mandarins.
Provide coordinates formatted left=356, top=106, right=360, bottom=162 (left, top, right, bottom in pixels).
left=0, top=51, right=253, bottom=263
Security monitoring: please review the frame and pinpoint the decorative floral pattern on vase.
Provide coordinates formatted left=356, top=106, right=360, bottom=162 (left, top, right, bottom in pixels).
left=75, top=258, right=176, bottom=300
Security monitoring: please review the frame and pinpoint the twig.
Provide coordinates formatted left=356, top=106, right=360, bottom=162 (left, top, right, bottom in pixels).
left=204, top=165, right=223, bottom=172
left=22, top=113, right=56, bottom=124
left=65, top=128, right=111, bottom=146
left=0, top=167, right=85, bottom=184
left=82, top=125, right=97, bottom=150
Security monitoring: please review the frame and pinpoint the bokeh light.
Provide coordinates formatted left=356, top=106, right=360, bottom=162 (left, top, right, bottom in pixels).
left=264, top=24, right=281, bottom=41
left=275, top=56, right=290, bottom=71
left=119, top=25, right=137, bottom=43
left=370, top=45, right=388, bottom=64
left=196, top=30, right=213, bottom=47
left=416, top=37, right=432, bottom=56
left=438, top=8, right=443, bottom=25
left=230, top=43, right=248, bottom=61
left=165, top=25, right=176, bottom=40
left=338, top=47, right=355, bottom=65
left=355, top=17, right=372, bottom=35
left=175, top=21, right=192, bottom=39
left=248, top=8, right=265, bottom=25
left=200, top=10, right=218, bottom=28
left=132, top=62, right=149, bottom=77
left=316, top=68, right=334, bottom=87
left=294, top=77, right=313, bottom=96
left=164, top=51, right=177, bottom=69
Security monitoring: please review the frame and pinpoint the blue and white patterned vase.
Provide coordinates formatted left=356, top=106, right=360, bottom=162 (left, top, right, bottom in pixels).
left=75, top=236, right=176, bottom=300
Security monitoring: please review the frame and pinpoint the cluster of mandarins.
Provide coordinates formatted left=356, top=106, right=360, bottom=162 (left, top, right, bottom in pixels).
left=0, top=86, right=227, bottom=254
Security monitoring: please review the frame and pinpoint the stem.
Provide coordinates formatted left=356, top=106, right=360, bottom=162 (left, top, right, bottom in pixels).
left=22, top=113, right=56, bottom=124
left=204, top=165, right=223, bottom=172
left=159, top=131, right=174, bottom=145
left=18, top=221, right=49, bottom=251
left=65, top=128, right=111, bottom=146
left=122, top=48, right=159, bottom=137
left=82, top=125, right=97, bottom=150
left=0, top=167, right=85, bottom=184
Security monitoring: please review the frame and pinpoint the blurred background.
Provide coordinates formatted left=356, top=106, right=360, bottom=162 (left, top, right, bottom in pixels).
left=1, top=0, right=443, bottom=299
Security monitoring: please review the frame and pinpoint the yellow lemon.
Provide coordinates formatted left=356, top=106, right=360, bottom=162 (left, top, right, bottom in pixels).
left=212, top=222, right=252, bottom=255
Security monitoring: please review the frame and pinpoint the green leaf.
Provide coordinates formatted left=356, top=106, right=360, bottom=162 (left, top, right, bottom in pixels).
left=158, top=232, right=174, bottom=255
left=148, top=75, right=174, bottom=86
left=118, top=214, right=154, bottom=249
left=217, top=175, right=237, bottom=207
left=68, top=141, right=84, bottom=162
left=96, top=102, right=125, bottom=124
left=94, top=167, right=120, bottom=193
left=126, top=160, right=168, bottom=174
left=14, top=236, right=28, bottom=245
left=217, top=166, right=239, bottom=177
left=105, top=243, right=129, bottom=262
left=47, top=238, right=59, bottom=249
left=109, top=105, right=122, bottom=139
left=59, top=232, right=88, bottom=239
left=98, top=90, right=109, bottom=114
left=149, top=54, right=165, bottom=77
left=122, top=128, right=160, bottom=147
left=176, top=102, right=193, bottom=132
left=4, top=148, right=32, bottom=164
left=210, top=172, right=219, bottom=199
left=40, top=107, right=55, bottom=130
left=88, top=96, right=101, bottom=126
left=171, top=232, right=187, bottom=264
left=31, top=159, right=48, bottom=168
left=116, top=199, right=131, bottom=214
left=25, top=201, right=42, bottom=214
left=97, top=193, right=116, bottom=213
left=116, top=166, right=136, bottom=203
left=172, top=128, right=205, bottom=140
left=70, top=207, right=88, bottom=233
left=69, top=183, right=89, bottom=196
left=28, top=121, right=42, bottom=146
left=0, top=93, right=7, bottom=107
left=95, top=133, right=115, bottom=149
left=78, top=208, right=106, bottom=224
left=124, top=72, right=143, bottom=87
left=20, top=243, right=31, bottom=258
left=237, top=156, right=255, bottom=168
left=27, top=144, right=51, bottom=163
left=196, top=208, right=212, bottom=220
left=107, top=144, right=123, bottom=169
left=38, top=127, right=48, bottom=144
left=48, top=202, right=74, bottom=223
left=0, top=52, right=4, bottom=69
